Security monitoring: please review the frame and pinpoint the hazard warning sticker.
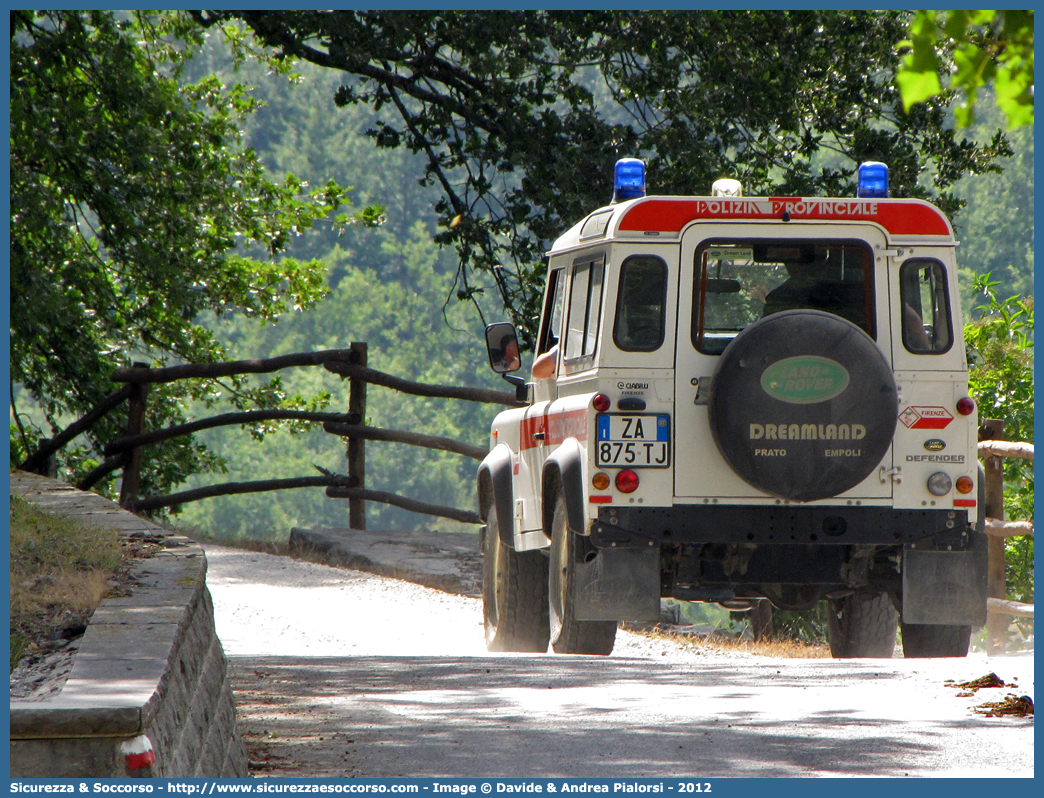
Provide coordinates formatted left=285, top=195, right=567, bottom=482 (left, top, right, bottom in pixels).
left=899, top=406, right=954, bottom=429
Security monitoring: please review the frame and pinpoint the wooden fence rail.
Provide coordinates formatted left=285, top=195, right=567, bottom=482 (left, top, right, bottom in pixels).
left=978, top=421, right=1034, bottom=653
left=20, top=344, right=517, bottom=528
left=18, top=384, right=133, bottom=474
left=20, top=363, right=1036, bottom=636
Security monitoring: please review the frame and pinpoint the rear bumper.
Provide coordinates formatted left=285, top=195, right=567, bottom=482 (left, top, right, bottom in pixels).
left=593, top=504, right=972, bottom=549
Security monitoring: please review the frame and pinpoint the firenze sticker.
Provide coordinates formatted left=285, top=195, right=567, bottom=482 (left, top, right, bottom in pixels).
left=899, top=406, right=954, bottom=429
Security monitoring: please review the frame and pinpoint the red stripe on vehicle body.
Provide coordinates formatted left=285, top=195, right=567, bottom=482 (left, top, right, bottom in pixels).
left=519, top=408, right=589, bottom=451
left=547, top=408, right=589, bottom=445
left=520, top=415, right=546, bottom=451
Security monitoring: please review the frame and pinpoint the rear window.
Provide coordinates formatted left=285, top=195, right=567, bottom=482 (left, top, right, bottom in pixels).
left=614, top=255, right=668, bottom=351
left=899, top=259, right=953, bottom=353
left=692, top=240, right=874, bottom=354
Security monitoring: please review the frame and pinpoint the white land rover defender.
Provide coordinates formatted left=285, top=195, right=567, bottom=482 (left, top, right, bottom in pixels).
left=478, top=159, right=986, bottom=658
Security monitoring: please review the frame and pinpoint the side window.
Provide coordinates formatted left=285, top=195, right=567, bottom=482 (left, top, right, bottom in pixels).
left=900, top=259, right=953, bottom=353
left=537, top=268, right=566, bottom=355
left=563, top=255, right=605, bottom=365
left=614, top=255, right=668, bottom=351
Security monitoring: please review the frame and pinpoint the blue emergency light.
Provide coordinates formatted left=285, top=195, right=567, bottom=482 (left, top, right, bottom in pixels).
left=613, top=158, right=646, bottom=202
left=857, top=161, right=889, bottom=198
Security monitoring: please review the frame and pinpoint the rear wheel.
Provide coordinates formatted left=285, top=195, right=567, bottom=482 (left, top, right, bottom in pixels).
left=482, top=511, right=549, bottom=652
left=900, top=623, right=971, bottom=658
left=826, top=591, right=898, bottom=658
left=548, top=494, right=616, bottom=655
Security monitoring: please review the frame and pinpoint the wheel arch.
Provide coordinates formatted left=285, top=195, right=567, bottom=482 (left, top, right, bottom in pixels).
left=477, top=444, right=516, bottom=548
left=542, top=437, right=586, bottom=538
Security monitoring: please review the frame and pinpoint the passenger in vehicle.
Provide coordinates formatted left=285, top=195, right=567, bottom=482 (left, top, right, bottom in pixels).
left=903, top=304, right=932, bottom=350
left=532, top=344, right=559, bottom=379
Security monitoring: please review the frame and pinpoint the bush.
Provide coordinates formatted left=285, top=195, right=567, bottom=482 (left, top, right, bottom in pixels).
left=964, top=273, right=1034, bottom=606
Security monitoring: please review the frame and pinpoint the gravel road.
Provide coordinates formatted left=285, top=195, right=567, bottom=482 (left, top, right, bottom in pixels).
left=203, top=544, right=1034, bottom=779
left=204, top=544, right=711, bottom=661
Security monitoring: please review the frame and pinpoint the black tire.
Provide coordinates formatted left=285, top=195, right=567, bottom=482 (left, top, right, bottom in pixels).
left=482, top=511, right=549, bottom=652
left=900, top=623, right=971, bottom=658
left=548, top=494, right=616, bottom=655
left=826, top=592, right=898, bottom=658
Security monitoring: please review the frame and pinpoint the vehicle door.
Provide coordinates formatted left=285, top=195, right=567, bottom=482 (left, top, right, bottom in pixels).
left=520, top=251, right=606, bottom=531
left=674, top=223, right=895, bottom=500
left=518, top=262, right=567, bottom=532
left=887, top=250, right=976, bottom=509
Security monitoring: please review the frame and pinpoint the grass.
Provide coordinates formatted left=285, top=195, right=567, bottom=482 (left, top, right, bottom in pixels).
left=682, top=633, right=831, bottom=658
left=630, top=624, right=831, bottom=658
left=9, top=495, right=124, bottom=671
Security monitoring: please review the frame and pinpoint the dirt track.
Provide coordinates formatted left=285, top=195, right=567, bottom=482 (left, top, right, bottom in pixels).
left=203, top=545, right=1034, bottom=779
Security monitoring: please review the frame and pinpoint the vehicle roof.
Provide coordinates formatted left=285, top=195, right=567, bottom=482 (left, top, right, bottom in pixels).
left=550, top=195, right=955, bottom=254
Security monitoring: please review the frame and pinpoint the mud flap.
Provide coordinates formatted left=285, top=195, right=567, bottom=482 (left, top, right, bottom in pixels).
left=573, top=546, right=660, bottom=621
left=901, top=546, right=988, bottom=626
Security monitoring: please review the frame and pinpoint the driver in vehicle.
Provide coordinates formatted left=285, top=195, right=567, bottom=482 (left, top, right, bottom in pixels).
left=761, top=252, right=867, bottom=329
left=491, top=333, right=521, bottom=371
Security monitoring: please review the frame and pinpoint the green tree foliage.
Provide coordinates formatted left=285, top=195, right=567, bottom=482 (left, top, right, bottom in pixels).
left=178, top=221, right=499, bottom=537
left=949, top=99, right=1034, bottom=309
left=154, top=41, right=507, bottom=536
left=964, top=274, right=1034, bottom=603
left=9, top=11, right=380, bottom=495
left=897, top=10, right=1034, bottom=128
left=187, top=10, right=1011, bottom=343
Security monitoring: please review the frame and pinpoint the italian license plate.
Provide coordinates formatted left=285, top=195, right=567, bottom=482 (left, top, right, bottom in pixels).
left=595, top=414, right=671, bottom=467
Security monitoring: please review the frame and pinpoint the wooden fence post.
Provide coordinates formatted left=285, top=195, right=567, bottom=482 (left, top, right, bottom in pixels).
left=348, top=343, right=367, bottom=530
left=119, top=364, right=150, bottom=510
left=36, top=438, right=57, bottom=478
left=750, top=600, right=773, bottom=641
left=980, top=419, right=1007, bottom=654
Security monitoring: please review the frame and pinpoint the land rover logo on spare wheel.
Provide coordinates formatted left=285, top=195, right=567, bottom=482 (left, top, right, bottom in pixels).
left=760, top=356, right=850, bottom=404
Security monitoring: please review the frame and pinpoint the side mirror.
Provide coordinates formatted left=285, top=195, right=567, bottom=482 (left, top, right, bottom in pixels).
left=485, top=322, right=522, bottom=374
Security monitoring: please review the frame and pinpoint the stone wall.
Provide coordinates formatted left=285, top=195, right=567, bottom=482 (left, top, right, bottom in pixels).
left=10, top=472, right=248, bottom=778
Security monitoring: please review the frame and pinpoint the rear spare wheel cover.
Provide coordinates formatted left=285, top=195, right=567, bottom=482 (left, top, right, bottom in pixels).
left=709, top=310, right=897, bottom=501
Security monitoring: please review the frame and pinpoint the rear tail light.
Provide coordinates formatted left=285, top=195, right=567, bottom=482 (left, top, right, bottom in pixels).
left=956, top=476, right=975, bottom=494
left=615, top=470, right=640, bottom=493
left=956, top=397, right=975, bottom=416
left=592, top=472, right=611, bottom=490
left=593, top=393, right=611, bottom=412
left=927, top=472, right=952, bottom=496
